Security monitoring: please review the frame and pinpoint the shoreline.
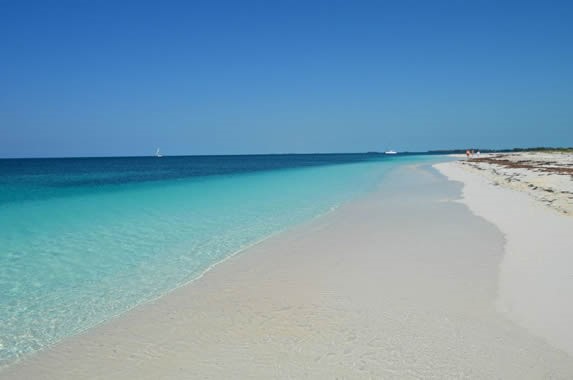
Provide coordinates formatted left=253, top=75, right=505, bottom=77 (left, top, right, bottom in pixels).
left=0, top=183, right=347, bottom=370
left=0, top=157, right=392, bottom=367
left=435, top=160, right=573, bottom=357
left=2, top=162, right=573, bottom=378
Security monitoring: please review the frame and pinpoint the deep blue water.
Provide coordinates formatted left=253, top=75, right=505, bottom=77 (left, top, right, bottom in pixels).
left=0, top=154, right=392, bottom=204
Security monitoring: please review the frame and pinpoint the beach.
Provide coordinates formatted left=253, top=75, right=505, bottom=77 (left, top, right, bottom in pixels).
left=3, top=159, right=573, bottom=379
left=436, top=152, right=573, bottom=358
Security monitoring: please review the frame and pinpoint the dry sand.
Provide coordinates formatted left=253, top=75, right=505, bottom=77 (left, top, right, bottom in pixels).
left=436, top=160, right=573, bottom=359
left=456, top=152, right=573, bottom=215
left=2, top=162, right=573, bottom=379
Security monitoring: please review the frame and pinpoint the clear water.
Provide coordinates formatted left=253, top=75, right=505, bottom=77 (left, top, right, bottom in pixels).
left=0, top=153, right=428, bottom=365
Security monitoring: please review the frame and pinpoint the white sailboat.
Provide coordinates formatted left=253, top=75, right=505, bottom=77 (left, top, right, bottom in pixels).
left=384, top=150, right=397, bottom=155
left=155, top=148, right=163, bottom=158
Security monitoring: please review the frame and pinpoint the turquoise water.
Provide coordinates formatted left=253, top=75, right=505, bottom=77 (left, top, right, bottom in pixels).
left=0, top=154, right=429, bottom=365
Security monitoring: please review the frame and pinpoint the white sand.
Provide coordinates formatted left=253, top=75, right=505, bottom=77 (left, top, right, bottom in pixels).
left=2, top=162, right=573, bottom=379
left=435, top=161, right=573, bottom=357
left=456, top=152, right=573, bottom=215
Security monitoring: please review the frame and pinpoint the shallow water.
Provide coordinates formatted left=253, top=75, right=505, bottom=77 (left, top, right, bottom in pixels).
left=0, top=153, right=433, bottom=365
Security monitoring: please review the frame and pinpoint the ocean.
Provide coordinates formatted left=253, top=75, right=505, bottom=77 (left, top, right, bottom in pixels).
left=0, top=153, right=427, bottom=365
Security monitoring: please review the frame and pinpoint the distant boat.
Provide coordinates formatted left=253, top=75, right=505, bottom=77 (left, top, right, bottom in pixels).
left=384, top=150, right=397, bottom=155
left=155, top=148, right=163, bottom=158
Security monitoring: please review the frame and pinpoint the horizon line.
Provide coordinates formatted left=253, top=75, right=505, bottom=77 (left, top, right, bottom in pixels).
left=0, top=146, right=570, bottom=160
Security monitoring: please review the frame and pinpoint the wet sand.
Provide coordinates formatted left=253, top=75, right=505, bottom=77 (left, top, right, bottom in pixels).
left=3, top=163, right=573, bottom=379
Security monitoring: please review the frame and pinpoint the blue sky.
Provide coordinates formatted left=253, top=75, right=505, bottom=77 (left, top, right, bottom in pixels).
left=1, top=0, right=572, bottom=157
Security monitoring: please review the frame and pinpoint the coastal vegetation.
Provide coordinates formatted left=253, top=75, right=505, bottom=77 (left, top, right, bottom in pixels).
left=428, top=147, right=573, bottom=154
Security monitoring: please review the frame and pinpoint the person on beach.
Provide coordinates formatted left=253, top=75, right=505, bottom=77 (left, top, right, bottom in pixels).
left=466, top=150, right=470, bottom=159
left=477, top=150, right=481, bottom=158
